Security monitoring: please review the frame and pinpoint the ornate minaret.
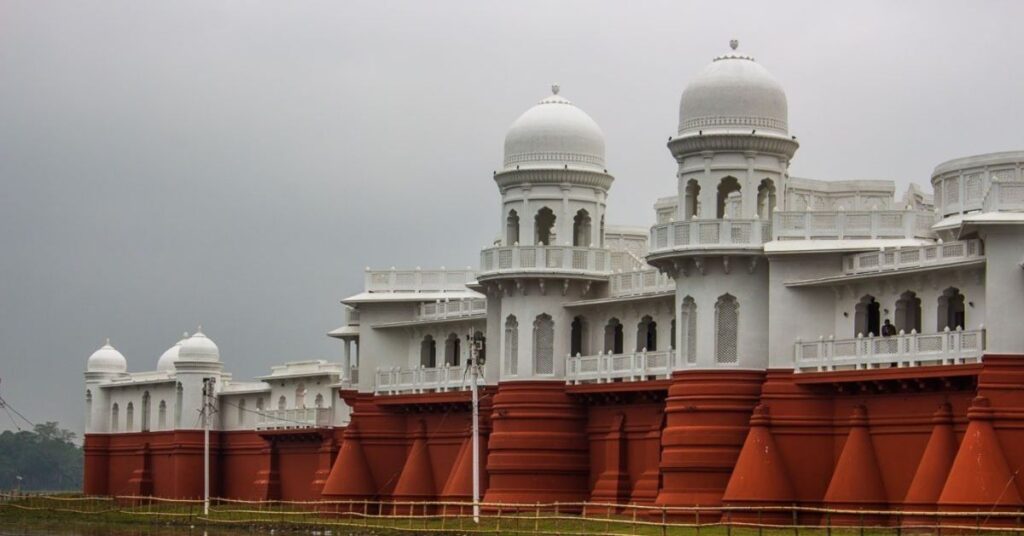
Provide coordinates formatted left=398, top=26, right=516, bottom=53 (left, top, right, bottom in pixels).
left=647, top=41, right=799, bottom=513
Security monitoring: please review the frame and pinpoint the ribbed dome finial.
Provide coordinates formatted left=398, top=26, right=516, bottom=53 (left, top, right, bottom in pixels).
left=551, top=83, right=560, bottom=95
left=730, top=39, right=739, bottom=51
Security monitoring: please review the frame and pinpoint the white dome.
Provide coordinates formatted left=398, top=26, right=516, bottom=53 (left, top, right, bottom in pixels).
left=156, top=332, right=189, bottom=372
left=503, top=85, right=606, bottom=172
left=678, top=41, right=788, bottom=136
left=87, top=339, right=127, bottom=373
left=178, top=328, right=220, bottom=362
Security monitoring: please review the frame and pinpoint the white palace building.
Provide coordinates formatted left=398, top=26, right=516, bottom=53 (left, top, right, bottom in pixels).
left=82, top=42, right=1024, bottom=509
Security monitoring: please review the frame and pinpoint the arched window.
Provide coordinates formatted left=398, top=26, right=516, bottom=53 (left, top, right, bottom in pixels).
left=504, top=315, right=519, bottom=375
left=756, top=179, right=777, bottom=219
left=158, top=400, right=167, bottom=429
left=604, top=318, right=624, bottom=354
left=445, top=333, right=461, bottom=366
left=85, top=391, right=93, bottom=430
left=855, top=295, right=881, bottom=336
left=506, top=210, right=520, bottom=245
left=473, top=331, right=486, bottom=364
left=295, top=384, right=307, bottom=409
left=685, top=179, right=701, bottom=220
left=126, top=402, right=135, bottom=432
left=573, top=209, right=592, bottom=247
left=535, top=207, right=556, bottom=245
left=570, top=316, right=588, bottom=356
left=315, top=393, right=324, bottom=409
left=141, top=392, right=151, bottom=432
left=717, top=176, right=742, bottom=218
left=938, top=287, right=966, bottom=330
left=670, top=318, right=677, bottom=351
left=238, top=399, right=246, bottom=426
left=636, top=315, right=657, bottom=351
left=420, top=335, right=437, bottom=368
left=174, top=383, right=183, bottom=428
left=533, top=314, right=555, bottom=375
left=681, top=297, right=697, bottom=364
left=278, top=395, right=287, bottom=410
left=895, top=291, right=922, bottom=333
left=111, top=403, right=120, bottom=432
left=715, top=294, right=739, bottom=364
left=256, top=398, right=264, bottom=411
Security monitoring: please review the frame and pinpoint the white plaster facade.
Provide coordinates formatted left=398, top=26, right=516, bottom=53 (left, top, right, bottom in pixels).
left=86, top=41, right=1024, bottom=428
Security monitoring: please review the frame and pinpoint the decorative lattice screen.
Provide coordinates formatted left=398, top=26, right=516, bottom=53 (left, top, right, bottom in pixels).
left=504, top=316, right=518, bottom=376
left=533, top=314, right=554, bottom=375
left=715, top=295, right=738, bottom=364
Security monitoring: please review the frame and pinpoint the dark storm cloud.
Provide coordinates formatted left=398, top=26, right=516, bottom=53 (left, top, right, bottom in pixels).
left=0, top=0, right=1021, bottom=434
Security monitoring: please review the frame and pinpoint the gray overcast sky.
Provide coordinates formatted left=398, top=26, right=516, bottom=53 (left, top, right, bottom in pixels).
left=1, top=1, right=1022, bottom=435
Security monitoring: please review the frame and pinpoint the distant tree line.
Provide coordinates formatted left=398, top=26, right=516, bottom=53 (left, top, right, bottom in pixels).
left=0, top=422, right=82, bottom=491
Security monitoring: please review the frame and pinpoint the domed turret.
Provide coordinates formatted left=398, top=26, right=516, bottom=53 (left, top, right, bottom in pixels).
left=178, top=328, right=219, bottom=362
left=503, top=85, right=606, bottom=172
left=87, top=339, right=127, bottom=373
left=156, top=332, right=189, bottom=372
left=678, top=40, right=788, bottom=136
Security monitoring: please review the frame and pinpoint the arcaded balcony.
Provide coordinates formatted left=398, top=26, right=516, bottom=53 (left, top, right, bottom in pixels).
left=254, top=407, right=332, bottom=430
left=414, top=298, right=486, bottom=321
left=364, top=267, right=476, bottom=294
left=566, top=350, right=673, bottom=384
left=374, top=365, right=486, bottom=395
left=794, top=328, right=985, bottom=373
left=608, top=268, right=674, bottom=297
left=983, top=180, right=1024, bottom=212
left=648, top=218, right=771, bottom=257
left=773, top=210, right=935, bottom=241
left=478, top=245, right=611, bottom=279
left=842, top=239, right=983, bottom=275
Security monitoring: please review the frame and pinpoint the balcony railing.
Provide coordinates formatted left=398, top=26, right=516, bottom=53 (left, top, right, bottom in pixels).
left=843, top=239, right=983, bottom=275
left=566, top=350, right=673, bottom=384
left=365, top=268, right=476, bottom=294
left=773, top=210, right=935, bottom=241
left=794, top=328, right=985, bottom=372
left=255, top=407, right=332, bottom=430
left=648, top=219, right=771, bottom=255
left=983, top=180, right=1024, bottom=213
left=478, top=246, right=611, bottom=277
left=608, top=269, right=674, bottom=297
left=375, top=365, right=485, bottom=395
left=415, top=299, right=486, bottom=321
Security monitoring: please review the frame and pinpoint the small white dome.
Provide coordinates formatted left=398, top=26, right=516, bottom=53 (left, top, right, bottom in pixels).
left=503, top=85, right=606, bottom=172
left=87, top=339, right=127, bottom=373
left=156, top=332, right=189, bottom=372
left=678, top=41, right=788, bottom=136
left=178, top=328, right=220, bottom=362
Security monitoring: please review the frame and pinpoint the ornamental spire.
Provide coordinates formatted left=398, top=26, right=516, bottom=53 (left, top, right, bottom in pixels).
left=551, top=83, right=560, bottom=95
left=730, top=39, right=739, bottom=51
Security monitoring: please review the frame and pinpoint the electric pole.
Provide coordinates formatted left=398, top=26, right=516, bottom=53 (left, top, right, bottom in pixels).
left=201, top=377, right=216, bottom=515
left=466, top=332, right=483, bottom=524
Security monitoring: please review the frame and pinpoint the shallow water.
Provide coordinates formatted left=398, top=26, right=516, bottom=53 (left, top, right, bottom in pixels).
left=0, top=524, right=256, bottom=535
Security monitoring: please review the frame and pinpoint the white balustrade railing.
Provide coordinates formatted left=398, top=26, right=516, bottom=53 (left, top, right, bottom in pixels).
left=794, top=328, right=985, bottom=372
left=608, top=269, right=674, bottom=297
left=415, top=298, right=487, bottom=321
left=773, top=210, right=935, bottom=241
left=375, top=365, right=484, bottom=395
left=648, top=219, right=771, bottom=254
left=842, top=239, right=983, bottom=274
left=365, top=267, right=476, bottom=293
left=255, top=407, right=332, bottom=430
left=566, top=350, right=672, bottom=384
left=479, top=245, right=611, bottom=276
left=983, top=180, right=1024, bottom=213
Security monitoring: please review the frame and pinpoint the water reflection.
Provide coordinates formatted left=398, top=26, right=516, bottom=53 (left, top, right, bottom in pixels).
left=0, top=526, right=245, bottom=535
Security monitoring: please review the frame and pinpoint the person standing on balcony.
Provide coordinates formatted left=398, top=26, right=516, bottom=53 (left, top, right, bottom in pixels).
left=881, top=319, right=897, bottom=337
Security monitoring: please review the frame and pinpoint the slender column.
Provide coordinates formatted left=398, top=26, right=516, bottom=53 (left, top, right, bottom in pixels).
left=560, top=184, right=571, bottom=245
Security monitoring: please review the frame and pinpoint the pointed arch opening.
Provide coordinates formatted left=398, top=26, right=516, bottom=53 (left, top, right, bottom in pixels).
left=174, top=383, right=183, bottom=428
left=295, top=383, right=307, bottom=408
left=535, top=207, right=556, bottom=245
left=604, top=318, right=624, bottom=354
left=533, top=313, right=554, bottom=375
left=111, top=403, right=120, bottom=432
left=126, top=402, right=135, bottom=432
left=937, top=287, right=966, bottom=330
left=573, top=209, right=592, bottom=247
left=158, top=400, right=167, bottom=429
left=570, top=315, right=588, bottom=356
left=715, top=294, right=739, bottom=364
left=141, top=391, right=151, bottom=432
left=855, top=295, right=881, bottom=336
left=420, top=335, right=437, bottom=368
left=278, top=395, right=287, bottom=410
left=717, top=176, right=742, bottom=218
left=685, top=179, right=701, bottom=220
left=756, top=178, right=777, bottom=219
left=445, top=332, right=461, bottom=366
left=504, top=315, right=519, bottom=375
left=85, top=390, right=93, bottom=430
left=506, top=210, right=520, bottom=245
left=315, top=393, right=324, bottom=409
left=637, top=315, right=657, bottom=351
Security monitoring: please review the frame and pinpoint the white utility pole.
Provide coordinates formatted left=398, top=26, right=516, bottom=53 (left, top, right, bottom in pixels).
left=467, top=332, right=482, bottom=524
left=201, top=377, right=216, bottom=516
